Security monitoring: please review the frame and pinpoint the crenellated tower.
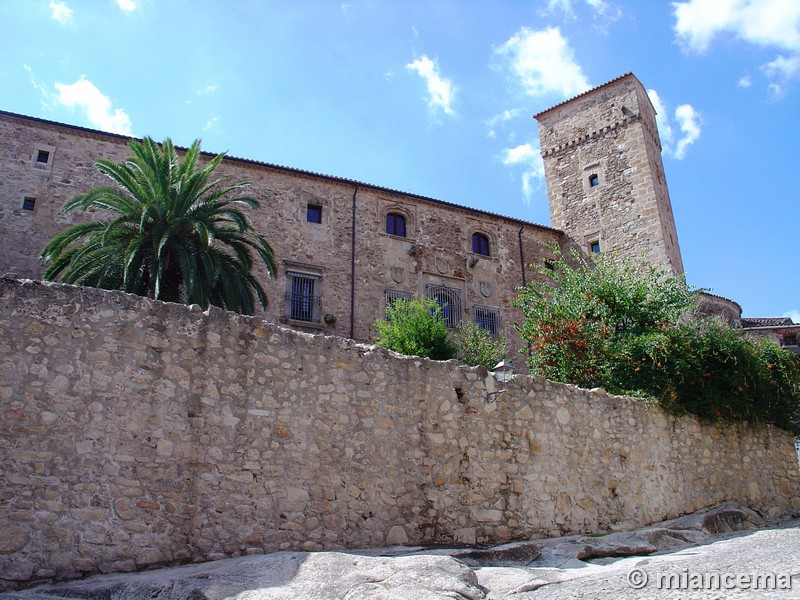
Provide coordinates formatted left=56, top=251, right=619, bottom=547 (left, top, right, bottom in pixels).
left=534, top=73, right=684, bottom=276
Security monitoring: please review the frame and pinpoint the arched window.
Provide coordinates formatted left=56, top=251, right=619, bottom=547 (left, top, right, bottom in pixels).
left=386, top=212, right=407, bottom=237
left=472, top=232, right=490, bottom=257
left=426, top=284, right=462, bottom=328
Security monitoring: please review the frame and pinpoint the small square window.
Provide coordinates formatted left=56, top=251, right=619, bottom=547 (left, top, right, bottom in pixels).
left=307, top=204, right=322, bottom=224
left=36, top=150, right=50, bottom=164
left=588, top=174, right=599, bottom=187
left=590, top=241, right=601, bottom=254
left=22, top=197, right=36, bottom=211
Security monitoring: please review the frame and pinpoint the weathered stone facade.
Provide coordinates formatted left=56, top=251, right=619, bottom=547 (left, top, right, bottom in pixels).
left=1, top=278, right=799, bottom=590
left=535, top=73, right=684, bottom=276
left=0, top=110, right=563, bottom=357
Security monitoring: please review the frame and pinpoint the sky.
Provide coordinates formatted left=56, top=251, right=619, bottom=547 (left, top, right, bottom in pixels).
left=1, top=0, right=798, bottom=321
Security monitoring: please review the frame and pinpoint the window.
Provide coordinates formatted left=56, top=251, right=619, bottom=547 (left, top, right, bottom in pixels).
left=22, top=197, right=36, bottom=211
left=286, top=272, right=321, bottom=323
left=386, top=213, right=406, bottom=237
left=590, top=241, right=601, bottom=254
left=427, top=284, right=462, bottom=328
left=472, top=232, right=490, bottom=257
left=474, top=305, right=501, bottom=336
left=307, top=204, right=322, bottom=224
left=588, top=173, right=599, bottom=187
left=384, top=289, right=412, bottom=318
left=36, top=150, right=50, bottom=164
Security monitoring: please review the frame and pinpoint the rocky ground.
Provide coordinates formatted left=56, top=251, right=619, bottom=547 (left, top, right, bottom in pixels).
left=3, top=503, right=799, bottom=599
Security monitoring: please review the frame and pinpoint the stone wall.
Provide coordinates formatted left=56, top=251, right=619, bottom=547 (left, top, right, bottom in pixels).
left=1, top=277, right=799, bottom=591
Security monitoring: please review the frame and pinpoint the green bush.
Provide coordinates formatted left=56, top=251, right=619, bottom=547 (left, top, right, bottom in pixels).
left=512, top=247, right=695, bottom=389
left=455, top=321, right=507, bottom=369
left=614, top=320, right=800, bottom=433
left=374, top=297, right=456, bottom=360
left=513, top=247, right=800, bottom=433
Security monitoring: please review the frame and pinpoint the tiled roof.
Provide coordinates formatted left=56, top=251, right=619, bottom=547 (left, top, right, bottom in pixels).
left=533, top=73, right=634, bottom=119
left=740, top=317, right=795, bottom=328
left=0, top=109, right=560, bottom=235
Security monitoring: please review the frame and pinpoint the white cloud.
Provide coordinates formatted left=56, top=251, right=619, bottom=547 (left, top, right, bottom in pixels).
left=54, top=77, right=133, bottom=135
left=646, top=89, right=674, bottom=147
left=203, top=117, right=220, bottom=131
left=50, top=1, right=73, bottom=26
left=116, top=0, right=137, bottom=12
left=486, top=108, right=523, bottom=138
left=762, top=54, right=800, bottom=79
left=673, top=0, right=800, bottom=93
left=647, top=89, right=701, bottom=159
left=737, top=75, right=752, bottom=87
left=783, top=309, right=800, bottom=324
left=673, top=104, right=701, bottom=159
left=196, top=83, right=218, bottom=95
left=545, top=0, right=621, bottom=26
left=500, top=143, right=545, bottom=201
left=673, top=0, right=800, bottom=52
left=406, top=55, right=457, bottom=116
left=494, top=27, right=591, bottom=98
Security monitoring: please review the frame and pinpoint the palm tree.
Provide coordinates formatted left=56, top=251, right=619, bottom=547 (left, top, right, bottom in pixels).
left=40, top=137, right=276, bottom=315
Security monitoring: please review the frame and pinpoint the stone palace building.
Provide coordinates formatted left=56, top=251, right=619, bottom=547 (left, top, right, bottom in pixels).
left=1, top=73, right=796, bottom=356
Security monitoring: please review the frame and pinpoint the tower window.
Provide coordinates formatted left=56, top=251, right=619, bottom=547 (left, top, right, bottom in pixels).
left=588, top=174, right=599, bottom=187
left=22, top=197, right=36, bottom=211
left=590, top=241, right=601, bottom=254
left=472, top=232, right=490, bottom=257
left=386, top=212, right=406, bottom=237
left=36, top=150, right=50, bottom=164
left=307, top=204, right=322, bottom=224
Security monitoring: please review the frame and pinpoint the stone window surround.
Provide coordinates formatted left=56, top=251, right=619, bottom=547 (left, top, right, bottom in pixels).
left=468, top=228, right=496, bottom=261
left=283, top=260, right=324, bottom=329
left=32, top=143, right=56, bottom=171
left=380, top=202, right=416, bottom=241
left=582, top=161, right=605, bottom=192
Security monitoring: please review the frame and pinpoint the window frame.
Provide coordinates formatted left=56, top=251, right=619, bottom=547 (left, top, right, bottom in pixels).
left=426, top=283, right=462, bottom=328
left=285, top=270, right=322, bottom=325
left=383, top=289, right=413, bottom=318
left=306, top=203, right=323, bottom=224
left=473, top=305, right=501, bottom=336
left=471, top=232, right=491, bottom=257
left=21, top=197, right=36, bottom=212
left=386, top=212, right=407, bottom=238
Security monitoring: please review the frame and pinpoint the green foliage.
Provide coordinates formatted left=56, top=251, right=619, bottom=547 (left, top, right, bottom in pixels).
left=512, top=248, right=695, bottom=389
left=40, top=137, right=276, bottom=315
left=374, top=297, right=456, bottom=360
left=614, top=321, right=800, bottom=434
left=454, top=321, right=507, bottom=369
left=512, top=247, right=800, bottom=433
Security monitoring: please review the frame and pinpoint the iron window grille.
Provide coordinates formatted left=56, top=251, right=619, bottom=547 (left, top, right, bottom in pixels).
left=426, top=284, right=462, bottom=328
left=473, top=305, right=501, bottom=336
left=384, top=289, right=413, bottom=318
left=286, top=272, right=321, bottom=323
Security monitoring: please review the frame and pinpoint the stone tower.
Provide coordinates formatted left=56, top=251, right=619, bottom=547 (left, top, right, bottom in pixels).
left=534, top=73, right=684, bottom=276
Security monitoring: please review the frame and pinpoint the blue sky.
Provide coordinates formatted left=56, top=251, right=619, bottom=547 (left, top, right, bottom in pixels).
left=1, top=0, right=798, bottom=320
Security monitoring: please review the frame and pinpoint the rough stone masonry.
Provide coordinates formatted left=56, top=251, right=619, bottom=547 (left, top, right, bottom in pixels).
left=1, top=277, right=798, bottom=591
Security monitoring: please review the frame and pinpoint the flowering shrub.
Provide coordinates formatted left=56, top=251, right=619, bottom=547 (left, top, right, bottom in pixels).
left=513, top=248, right=800, bottom=433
